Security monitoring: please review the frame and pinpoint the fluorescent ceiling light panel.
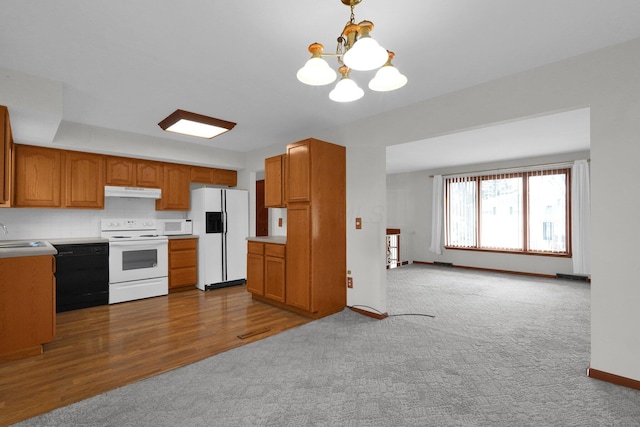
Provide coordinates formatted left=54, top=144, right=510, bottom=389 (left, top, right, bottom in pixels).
left=158, top=109, right=236, bottom=139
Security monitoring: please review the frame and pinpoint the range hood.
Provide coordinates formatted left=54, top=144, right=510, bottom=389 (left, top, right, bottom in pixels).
left=104, top=185, right=161, bottom=199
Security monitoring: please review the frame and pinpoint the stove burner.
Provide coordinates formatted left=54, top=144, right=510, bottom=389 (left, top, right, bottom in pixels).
left=139, top=234, right=159, bottom=237
left=112, top=236, right=131, bottom=239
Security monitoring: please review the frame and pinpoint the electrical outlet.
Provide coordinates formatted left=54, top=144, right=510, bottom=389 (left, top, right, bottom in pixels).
left=347, top=277, right=353, bottom=288
left=278, top=217, right=283, bottom=227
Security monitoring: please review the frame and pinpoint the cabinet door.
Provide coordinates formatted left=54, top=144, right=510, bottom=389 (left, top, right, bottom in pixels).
left=246, top=252, right=264, bottom=295
left=15, top=145, right=62, bottom=207
left=65, top=151, right=104, bottom=208
left=265, top=254, right=285, bottom=302
left=156, top=163, right=190, bottom=210
left=136, top=160, right=163, bottom=188
left=286, top=141, right=310, bottom=203
left=212, top=168, right=237, bottom=187
left=0, top=255, right=55, bottom=358
left=105, top=156, right=135, bottom=186
left=190, top=166, right=214, bottom=184
left=0, top=106, right=13, bottom=206
left=265, top=154, right=285, bottom=207
left=285, top=204, right=311, bottom=310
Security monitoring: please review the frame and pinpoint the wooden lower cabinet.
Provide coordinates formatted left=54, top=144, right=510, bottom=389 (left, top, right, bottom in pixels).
left=168, top=238, right=197, bottom=291
left=264, top=243, right=285, bottom=302
left=0, top=255, right=56, bottom=362
left=246, top=241, right=285, bottom=303
left=246, top=242, right=265, bottom=295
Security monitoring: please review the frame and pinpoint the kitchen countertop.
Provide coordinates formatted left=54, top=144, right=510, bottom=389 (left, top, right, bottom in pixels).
left=167, top=234, right=198, bottom=240
left=47, top=237, right=109, bottom=245
left=0, top=235, right=198, bottom=258
left=0, top=240, right=58, bottom=259
left=246, top=236, right=287, bottom=245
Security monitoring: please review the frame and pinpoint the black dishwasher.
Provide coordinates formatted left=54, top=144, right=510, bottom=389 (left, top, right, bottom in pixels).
left=53, top=242, right=109, bottom=313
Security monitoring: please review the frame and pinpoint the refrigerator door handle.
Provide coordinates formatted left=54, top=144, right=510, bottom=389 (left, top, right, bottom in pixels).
left=222, top=191, right=228, bottom=281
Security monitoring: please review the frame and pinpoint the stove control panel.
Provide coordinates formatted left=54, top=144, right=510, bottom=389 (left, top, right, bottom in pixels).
left=101, top=218, right=158, bottom=232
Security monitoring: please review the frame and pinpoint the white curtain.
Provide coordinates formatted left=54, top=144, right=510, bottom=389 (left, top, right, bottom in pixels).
left=429, top=175, right=443, bottom=254
left=571, top=160, right=591, bottom=275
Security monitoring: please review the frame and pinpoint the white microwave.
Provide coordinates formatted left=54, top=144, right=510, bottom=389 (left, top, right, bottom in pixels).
left=160, top=219, right=193, bottom=236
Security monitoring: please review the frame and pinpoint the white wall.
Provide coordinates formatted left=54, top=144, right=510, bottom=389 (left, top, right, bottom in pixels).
left=0, top=198, right=185, bottom=240
left=321, top=37, right=640, bottom=383
left=387, top=151, right=589, bottom=276
left=4, top=37, right=640, bottom=384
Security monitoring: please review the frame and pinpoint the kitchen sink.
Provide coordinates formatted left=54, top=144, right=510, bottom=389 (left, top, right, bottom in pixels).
left=0, top=240, right=47, bottom=249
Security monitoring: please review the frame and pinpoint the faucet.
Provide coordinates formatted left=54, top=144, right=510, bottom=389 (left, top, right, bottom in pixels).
left=0, top=223, right=7, bottom=235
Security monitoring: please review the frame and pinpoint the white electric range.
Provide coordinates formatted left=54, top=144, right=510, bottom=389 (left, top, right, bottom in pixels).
left=100, top=218, right=169, bottom=304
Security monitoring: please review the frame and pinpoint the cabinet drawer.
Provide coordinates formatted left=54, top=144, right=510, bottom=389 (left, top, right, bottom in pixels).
left=170, top=250, right=196, bottom=268
left=170, top=267, right=197, bottom=287
left=265, top=243, right=285, bottom=258
left=248, top=241, right=264, bottom=255
left=169, top=238, right=197, bottom=251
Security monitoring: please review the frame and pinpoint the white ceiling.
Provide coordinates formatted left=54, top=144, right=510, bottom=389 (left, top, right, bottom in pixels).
left=386, top=108, right=591, bottom=174
left=1, top=1, right=639, bottom=171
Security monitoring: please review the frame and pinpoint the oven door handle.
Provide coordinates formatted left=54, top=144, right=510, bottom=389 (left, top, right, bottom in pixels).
left=108, top=240, right=167, bottom=248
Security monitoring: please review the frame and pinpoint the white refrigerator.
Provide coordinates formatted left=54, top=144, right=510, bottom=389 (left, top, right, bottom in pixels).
left=189, top=187, right=249, bottom=291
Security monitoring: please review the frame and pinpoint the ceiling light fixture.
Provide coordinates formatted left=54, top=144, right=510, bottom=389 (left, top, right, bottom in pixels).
left=296, top=0, right=407, bottom=102
left=158, top=109, right=236, bottom=139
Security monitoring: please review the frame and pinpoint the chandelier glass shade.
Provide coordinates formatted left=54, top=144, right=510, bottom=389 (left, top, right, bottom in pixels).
left=296, top=44, right=338, bottom=86
left=341, top=21, right=388, bottom=71
left=368, top=52, right=408, bottom=92
left=329, top=67, right=365, bottom=102
left=296, top=0, right=407, bottom=102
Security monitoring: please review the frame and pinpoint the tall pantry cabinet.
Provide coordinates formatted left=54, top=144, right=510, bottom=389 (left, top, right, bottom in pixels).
left=284, top=138, right=346, bottom=317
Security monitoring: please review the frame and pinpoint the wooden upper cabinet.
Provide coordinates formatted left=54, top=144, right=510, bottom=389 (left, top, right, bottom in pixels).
left=190, top=166, right=213, bottom=184
left=213, top=168, right=237, bottom=187
left=0, top=106, right=14, bottom=207
left=264, top=154, right=285, bottom=208
left=64, top=151, right=105, bottom=208
left=191, top=166, right=237, bottom=187
left=15, top=145, right=62, bottom=208
left=106, top=157, right=162, bottom=188
left=105, top=156, right=135, bottom=186
left=136, top=160, right=163, bottom=188
left=286, top=141, right=311, bottom=203
left=156, top=163, right=190, bottom=210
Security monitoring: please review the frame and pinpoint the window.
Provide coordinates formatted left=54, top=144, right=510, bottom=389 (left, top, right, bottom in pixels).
left=445, top=168, right=570, bottom=256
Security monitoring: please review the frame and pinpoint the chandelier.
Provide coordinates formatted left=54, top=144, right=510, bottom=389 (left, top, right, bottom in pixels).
left=296, top=0, right=407, bottom=103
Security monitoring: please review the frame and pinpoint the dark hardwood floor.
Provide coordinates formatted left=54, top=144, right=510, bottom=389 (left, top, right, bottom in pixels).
left=0, top=286, right=311, bottom=426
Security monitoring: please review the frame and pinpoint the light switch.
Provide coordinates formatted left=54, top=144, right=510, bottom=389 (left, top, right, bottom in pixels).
left=355, top=217, right=362, bottom=229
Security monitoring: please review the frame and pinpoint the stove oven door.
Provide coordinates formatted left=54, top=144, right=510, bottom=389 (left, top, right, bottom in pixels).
left=108, top=239, right=168, bottom=284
